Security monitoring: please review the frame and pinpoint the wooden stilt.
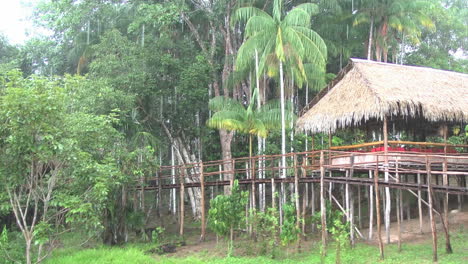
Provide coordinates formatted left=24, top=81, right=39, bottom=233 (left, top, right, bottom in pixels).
left=426, top=158, right=437, bottom=262
left=417, top=173, right=423, bottom=234
left=358, top=185, right=362, bottom=229
left=271, top=178, right=276, bottom=210
left=304, top=158, right=309, bottom=209
left=311, top=181, right=316, bottom=232
left=200, top=163, right=206, bottom=241
left=383, top=116, right=391, bottom=244
left=179, top=168, right=185, bottom=236
left=374, top=162, right=384, bottom=260
left=369, top=170, right=374, bottom=240
left=350, top=186, right=355, bottom=248
left=442, top=126, right=453, bottom=254
left=294, top=154, right=301, bottom=251
left=442, top=158, right=453, bottom=253
left=320, top=151, right=327, bottom=257
left=396, top=159, right=402, bottom=252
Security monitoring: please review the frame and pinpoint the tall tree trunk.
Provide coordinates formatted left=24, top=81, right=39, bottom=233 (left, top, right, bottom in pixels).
left=367, top=16, right=374, bottom=60
left=279, top=61, right=287, bottom=211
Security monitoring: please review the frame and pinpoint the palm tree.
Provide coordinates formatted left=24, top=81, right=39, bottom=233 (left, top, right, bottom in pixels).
left=353, top=0, right=435, bottom=62
left=207, top=88, right=292, bottom=161
left=233, top=0, right=327, bottom=179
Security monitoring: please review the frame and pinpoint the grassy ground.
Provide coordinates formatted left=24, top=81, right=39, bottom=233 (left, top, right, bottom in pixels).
left=45, top=227, right=468, bottom=264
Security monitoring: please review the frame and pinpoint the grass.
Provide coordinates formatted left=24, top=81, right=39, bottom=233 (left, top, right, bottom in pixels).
left=44, top=227, right=468, bottom=264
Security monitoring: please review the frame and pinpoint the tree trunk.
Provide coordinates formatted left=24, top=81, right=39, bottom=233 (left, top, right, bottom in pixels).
left=367, top=16, right=374, bottom=60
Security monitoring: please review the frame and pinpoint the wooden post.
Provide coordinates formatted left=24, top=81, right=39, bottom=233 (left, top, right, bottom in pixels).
left=252, top=155, right=256, bottom=213
left=230, top=159, right=235, bottom=190
left=442, top=158, right=453, bottom=253
left=301, top=157, right=307, bottom=236
left=396, top=160, right=402, bottom=252
left=179, top=168, right=185, bottom=236
left=311, top=179, right=316, bottom=232
left=358, top=185, right=362, bottom=229
left=369, top=170, right=374, bottom=240
left=426, top=158, right=437, bottom=262
left=200, top=163, right=206, bottom=241
left=350, top=186, right=355, bottom=248
left=442, top=125, right=453, bottom=254
left=383, top=116, right=391, bottom=244
left=294, top=154, right=301, bottom=250
left=271, top=178, right=276, bottom=210
left=157, top=170, right=162, bottom=219
left=320, top=151, right=327, bottom=257
left=374, top=160, right=384, bottom=260
left=417, top=173, right=423, bottom=234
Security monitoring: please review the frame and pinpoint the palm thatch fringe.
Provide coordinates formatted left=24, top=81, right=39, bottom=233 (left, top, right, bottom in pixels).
left=297, top=58, right=468, bottom=133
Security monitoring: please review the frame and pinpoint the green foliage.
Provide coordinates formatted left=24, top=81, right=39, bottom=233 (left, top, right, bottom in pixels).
left=0, top=226, right=26, bottom=263
left=151, top=227, right=165, bottom=245
left=208, top=180, right=248, bottom=255
left=312, top=201, right=350, bottom=263
left=250, top=207, right=279, bottom=257
left=279, top=202, right=300, bottom=247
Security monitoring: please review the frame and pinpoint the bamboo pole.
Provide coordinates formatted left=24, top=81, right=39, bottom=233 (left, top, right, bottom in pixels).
left=374, top=159, right=384, bottom=260
left=320, top=151, right=327, bottom=257
left=200, top=163, right=206, bottom=241
left=426, top=158, right=437, bottom=262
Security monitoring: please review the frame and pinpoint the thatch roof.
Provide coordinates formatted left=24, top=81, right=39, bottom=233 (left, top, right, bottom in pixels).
left=297, top=58, right=468, bottom=133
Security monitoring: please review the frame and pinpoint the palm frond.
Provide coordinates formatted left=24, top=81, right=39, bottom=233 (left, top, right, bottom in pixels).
left=245, top=16, right=276, bottom=38
left=292, top=26, right=327, bottom=66
left=208, top=96, right=246, bottom=113
left=232, top=6, right=272, bottom=25
left=283, top=7, right=311, bottom=28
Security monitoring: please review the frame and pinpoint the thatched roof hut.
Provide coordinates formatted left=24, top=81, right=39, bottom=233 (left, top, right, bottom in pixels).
left=297, top=58, right=468, bottom=133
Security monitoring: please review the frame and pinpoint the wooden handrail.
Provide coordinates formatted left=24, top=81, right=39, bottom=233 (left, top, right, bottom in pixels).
left=330, top=141, right=468, bottom=150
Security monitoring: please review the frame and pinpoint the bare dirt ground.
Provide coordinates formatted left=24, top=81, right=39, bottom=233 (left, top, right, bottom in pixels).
left=160, top=206, right=468, bottom=257
left=364, top=206, right=468, bottom=245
